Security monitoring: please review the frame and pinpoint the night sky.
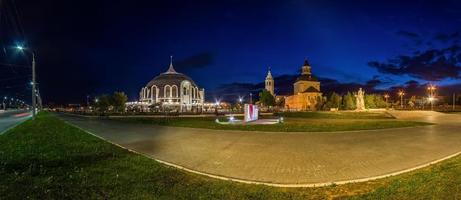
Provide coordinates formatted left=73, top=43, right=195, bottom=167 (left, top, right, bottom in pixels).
left=1, top=0, right=461, bottom=104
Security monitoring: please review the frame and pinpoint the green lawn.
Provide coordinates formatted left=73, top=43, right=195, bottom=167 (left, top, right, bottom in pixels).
left=1, top=112, right=460, bottom=199
left=114, top=115, right=429, bottom=132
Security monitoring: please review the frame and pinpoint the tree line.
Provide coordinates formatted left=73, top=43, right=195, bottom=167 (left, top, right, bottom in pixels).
left=258, top=90, right=388, bottom=110
left=94, top=92, right=128, bottom=113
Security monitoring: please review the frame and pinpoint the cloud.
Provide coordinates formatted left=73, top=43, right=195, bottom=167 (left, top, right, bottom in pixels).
left=396, top=30, right=420, bottom=39
left=396, top=30, right=423, bottom=45
left=434, top=31, right=461, bottom=43
left=175, top=52, right=214, bottom=70
left=368, top=44, right=461, bottom=81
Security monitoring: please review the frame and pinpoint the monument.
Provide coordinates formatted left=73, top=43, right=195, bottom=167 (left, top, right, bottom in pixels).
left=356, top=88, right=366, bottom=111
left=244, top=104, right=259, bottom=122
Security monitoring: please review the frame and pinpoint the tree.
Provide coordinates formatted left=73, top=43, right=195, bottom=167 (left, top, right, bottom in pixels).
left=365, top=94, right=376, bottom=109
left=315, top=95, right=325, bottom=110
left=259, top=90, right=275, bottom=107
left=374, top=94, right=388, bottom=108
left=325, top=92, right=342, bottom=109
left=342, top=92, right=355, bottom=110
left=149, top=102, right=162, bottom=113
left=112, top=91, right=128, bottom=113
left=276, top=96, right=285, bottom=108
left=95, top=94, right=111, bottom=112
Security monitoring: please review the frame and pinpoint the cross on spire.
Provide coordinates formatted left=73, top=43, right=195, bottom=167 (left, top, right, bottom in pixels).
left=303, top=58, right=310, bottom=66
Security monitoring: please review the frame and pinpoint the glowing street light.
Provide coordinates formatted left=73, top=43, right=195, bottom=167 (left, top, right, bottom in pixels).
left=427, top=83, right=437, bottom=111
left=16, top=44, right=37, bottom=119
left=384, top=93, right=390, bottom=108
left=398, top=90, right=405, bottom=108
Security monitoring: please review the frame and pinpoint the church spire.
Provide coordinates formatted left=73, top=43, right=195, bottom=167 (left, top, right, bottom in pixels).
left=165, top=55, right=178, bottom=74
left=266, top=67, right=273, bottom=79
left=303, top=58, right=310, bottom=66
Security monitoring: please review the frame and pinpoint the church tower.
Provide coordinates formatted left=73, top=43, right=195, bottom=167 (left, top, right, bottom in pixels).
left=265, top=68, right=274, bottom=96
left=301, top=58, right=312, bottom=76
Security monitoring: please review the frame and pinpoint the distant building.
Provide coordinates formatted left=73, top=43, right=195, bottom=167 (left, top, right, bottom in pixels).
left=139, top=57, right=205, bottom=112
left=284, top=59, right=322, bottom=111
left=265, top=68, right=274, bottom=95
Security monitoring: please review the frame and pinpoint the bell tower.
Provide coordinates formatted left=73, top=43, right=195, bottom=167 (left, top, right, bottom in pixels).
left=301, top=58, right=312, bottom=75
left=265, top=67, right=274, bottom=96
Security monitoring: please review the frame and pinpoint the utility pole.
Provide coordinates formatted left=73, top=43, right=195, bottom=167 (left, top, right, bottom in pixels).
left=454, top=93, right=456, bottom=111
left=32, top=53, right=36, bottom=119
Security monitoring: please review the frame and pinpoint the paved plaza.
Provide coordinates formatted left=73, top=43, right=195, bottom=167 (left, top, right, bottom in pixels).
left=58, top=111, right=461, bottom=185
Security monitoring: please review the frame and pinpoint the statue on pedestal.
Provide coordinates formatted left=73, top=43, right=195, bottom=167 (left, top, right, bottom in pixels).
left=356, top=88, right=365, bottom=111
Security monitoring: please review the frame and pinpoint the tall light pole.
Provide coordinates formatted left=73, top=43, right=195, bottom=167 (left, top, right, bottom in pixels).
left=238, top=97, right=243, bottom=113
left=2, top=96, right=7, bottom=110
left=384, top=93, right=390, bottom=108
left=250, top=93, right=253, bottom=104
left=398, top=90, right=405, bottom=109
left=427, top=84, right=436, bottom=111
left=454, top=93, right=456, bottom=111
left=17, top=45, right=37, bottom=119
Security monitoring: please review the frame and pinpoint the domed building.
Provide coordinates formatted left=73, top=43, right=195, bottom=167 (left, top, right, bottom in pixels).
left=139, top=57, right=205, bottom=112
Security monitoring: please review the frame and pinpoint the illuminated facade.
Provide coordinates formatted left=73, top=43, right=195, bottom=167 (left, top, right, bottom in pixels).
left=139, top=57, right=205, bottom=112
left=284, top=59, right=322, bottom=111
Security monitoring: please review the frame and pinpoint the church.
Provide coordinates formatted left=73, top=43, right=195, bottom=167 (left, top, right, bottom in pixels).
left=265, top=59, right=322, bottom=111
left=139, top=57, right=205, bottom=112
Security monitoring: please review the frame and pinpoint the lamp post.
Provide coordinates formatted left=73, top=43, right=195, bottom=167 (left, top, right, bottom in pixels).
left=2, top=96, right=6, bottom=110
left=384, top=93, right=390, bottom=108
left=250, top=93, right=253, bottom=104
left=238, top=97, right=243, bottom=113
left=427, top=84, right=436, bottom=111
left=17, top=45, right=37, bottom=119
left=398, top=90, right=405, bottom=109
left=454, top=93, right=456, bottom=111
left=214, top=100, right=220, bottom=116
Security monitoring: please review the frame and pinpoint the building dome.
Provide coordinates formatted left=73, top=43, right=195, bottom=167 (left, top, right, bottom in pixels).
left=145, top=72, right=198, bottom=97
left=139, top=56, right=205, bottom=112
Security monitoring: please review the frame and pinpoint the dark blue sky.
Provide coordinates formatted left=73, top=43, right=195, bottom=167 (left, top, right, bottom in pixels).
left=2, top=0, right=461, bottom=103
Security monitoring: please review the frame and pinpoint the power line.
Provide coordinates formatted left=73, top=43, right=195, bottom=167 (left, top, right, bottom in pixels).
left=0, top=82, right=29, bottom=89
left=0, top=74, right=31, bottom=82
left=10, top=0, right=26, bottom=38
left=0, top=62, right=31, bottom=68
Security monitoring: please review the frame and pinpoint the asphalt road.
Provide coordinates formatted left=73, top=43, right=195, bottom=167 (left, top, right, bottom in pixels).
left=57, top=111, right=461, bottom=185
left=0, top=110, right=32, bottom=134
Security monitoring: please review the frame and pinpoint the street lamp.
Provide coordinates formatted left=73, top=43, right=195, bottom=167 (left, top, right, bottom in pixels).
left=2, top=96, right=6, bottom=110
left=398, top=90, right=405, bottom=109
left=427, top=83, right=437, bottom=111
left=384, top=93, right=390, bottom=108
left=16, top=45, right=37, bottom=119
left=238, top=97, right=243, bottom=113
left=250, top=93, right=253, bottom=104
